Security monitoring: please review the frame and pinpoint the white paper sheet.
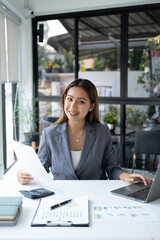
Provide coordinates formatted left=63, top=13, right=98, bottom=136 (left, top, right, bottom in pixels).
left=12, top=140, right=53, bottom=187
left=31, top=196, right=89, bottom=226
left=92, top=202, right=159, bottom=222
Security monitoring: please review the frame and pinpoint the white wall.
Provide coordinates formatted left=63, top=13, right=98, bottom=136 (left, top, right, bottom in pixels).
left=79, top=71, right=150, bottom=98
left=6, top=0, right=160, bottom=16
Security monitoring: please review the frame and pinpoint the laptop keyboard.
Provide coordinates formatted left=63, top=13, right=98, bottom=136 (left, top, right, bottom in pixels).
left=128, top=187, right=150, bottom=200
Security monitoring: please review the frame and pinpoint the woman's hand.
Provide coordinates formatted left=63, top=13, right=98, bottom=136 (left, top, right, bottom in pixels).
left=119, top=172, right=152, bottom=186
left=16, top=169, right=34, bottom=185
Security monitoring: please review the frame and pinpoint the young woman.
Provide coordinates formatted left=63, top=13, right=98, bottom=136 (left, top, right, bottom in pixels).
left=17, top=79, right=151, bottom=185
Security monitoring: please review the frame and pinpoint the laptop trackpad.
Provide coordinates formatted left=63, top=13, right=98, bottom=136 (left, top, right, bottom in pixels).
left=112, top=181, right=152, bottom=196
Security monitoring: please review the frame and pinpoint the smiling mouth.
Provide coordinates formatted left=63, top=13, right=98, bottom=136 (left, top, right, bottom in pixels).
left=69, top=111, right=79, bottom=116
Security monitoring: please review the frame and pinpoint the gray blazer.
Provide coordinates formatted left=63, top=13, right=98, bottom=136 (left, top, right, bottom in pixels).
left=37, top=121, right=124, bottom=180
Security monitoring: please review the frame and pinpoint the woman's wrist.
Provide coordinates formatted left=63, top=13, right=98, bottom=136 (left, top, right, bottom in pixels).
left=119, top=172, right=128, bottom=181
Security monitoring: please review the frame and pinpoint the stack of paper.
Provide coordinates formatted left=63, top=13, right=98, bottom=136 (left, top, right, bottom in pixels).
left=0, top=197, right=23, bottom=226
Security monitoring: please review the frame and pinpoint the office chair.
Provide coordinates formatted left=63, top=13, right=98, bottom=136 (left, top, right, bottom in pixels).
left=40, top=116, right=59, bottom=133
left=132, top=129, right=160, bottom=173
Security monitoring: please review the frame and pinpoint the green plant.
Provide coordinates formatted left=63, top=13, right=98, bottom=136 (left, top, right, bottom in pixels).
left=128, top=48, right=143, bottom=70
left=63, top=48, right=74, bottom=68
left=42, top=58, right=52, bottom=69
left=108, top=105, right=119, bottom=118
left=137, top=35, right=160, bottom=96
left=15, top=98, right=39, bottom=136
left=52, top=56, right=63, bottom=69
left=104, top=50, right=120, bottom=70
left=126, top=106, right=147, bottom=130
left=103, top=112, right=117, bottom=124
left=92, top=56, right=106, bottom=71
left=148, top=35, right=160, bottom=50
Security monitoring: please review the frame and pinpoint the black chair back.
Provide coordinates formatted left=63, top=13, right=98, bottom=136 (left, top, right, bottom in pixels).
left=132, top=129, right=160, bottom=172
left=134, top=129, right=160, bottom=155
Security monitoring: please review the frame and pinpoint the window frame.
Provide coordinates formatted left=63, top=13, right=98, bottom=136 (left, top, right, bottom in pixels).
left=2, top=83, right=18, bottom=173
left=32, top=3, right=160, bottom=168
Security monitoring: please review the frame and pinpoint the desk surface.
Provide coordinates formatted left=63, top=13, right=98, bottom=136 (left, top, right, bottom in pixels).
left=0, top=180, right=160, bottom=240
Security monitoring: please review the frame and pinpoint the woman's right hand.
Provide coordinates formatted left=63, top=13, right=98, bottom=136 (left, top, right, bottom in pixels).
left=16, top=169, right=34, bottom=185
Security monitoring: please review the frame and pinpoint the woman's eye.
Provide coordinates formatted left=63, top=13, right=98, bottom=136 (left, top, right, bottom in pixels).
left=78, top=100, right=85, bottom=104
left=66, top=97, right=72, bottom=101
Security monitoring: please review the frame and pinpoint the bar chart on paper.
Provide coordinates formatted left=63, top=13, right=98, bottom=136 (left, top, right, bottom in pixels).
left=92, top=203, right=159, bottom=222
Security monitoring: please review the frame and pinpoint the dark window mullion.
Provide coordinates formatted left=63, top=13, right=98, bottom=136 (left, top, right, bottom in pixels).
left=75, top=17, right=79, bottom=79
left=121, top=12, right=128, bottom=100
left=32, top=19, right=39, bottom=132
left=120, top=12, right=128, bottom=166
left=32, top=18, right=38, bottom=99
left=120, top=12, right=128, bottom=134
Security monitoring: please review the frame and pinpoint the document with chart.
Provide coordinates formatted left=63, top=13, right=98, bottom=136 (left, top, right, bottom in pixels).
left=92, top=202, right=159, bottom=222
left=31, top=196, right=89, bottom=227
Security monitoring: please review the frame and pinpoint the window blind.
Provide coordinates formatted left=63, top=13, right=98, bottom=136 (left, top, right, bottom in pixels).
left=6, top=16, right=19, bottom=82
left=0, top=11, right=19, bottom=83
left=0, top=11, right=7, bottom=82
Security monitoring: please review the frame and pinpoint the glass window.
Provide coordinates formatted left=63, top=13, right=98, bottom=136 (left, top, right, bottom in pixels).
left=126, top=104, right=160, bottom=131
left=34, top=5, right=160, bottom=172
left=78, top=14, right=121, bottom=97
left=99, top=103, right=120, bottom=125
left=39, top=101, right=61, bottom=134
left=125, top=104, right=160, bottom=169
left=100, top=103, right=121, bottom=163
left=38, top=19, right=75, bottom=98
left=128, top=10, right=160, bottom=98
left=3, top=83, right=18, bottom=170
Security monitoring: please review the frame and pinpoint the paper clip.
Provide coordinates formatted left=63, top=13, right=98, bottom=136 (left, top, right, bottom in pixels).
left=47, top=220, right=72, bottom=226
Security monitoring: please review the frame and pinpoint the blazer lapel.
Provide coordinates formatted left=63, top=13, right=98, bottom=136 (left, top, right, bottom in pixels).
left=77, top=122, right=96, bottom=171
left=55, top=122, right=77, bottom=179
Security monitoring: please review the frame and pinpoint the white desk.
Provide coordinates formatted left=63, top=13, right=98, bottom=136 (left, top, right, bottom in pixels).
left=0, top=179, right=160, bottom=240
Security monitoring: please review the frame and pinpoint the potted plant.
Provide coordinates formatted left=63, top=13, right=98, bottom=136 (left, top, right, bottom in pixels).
left=92, top=56, right=106, bottom=71
left=103, top=112, right=117, bottom=131
left=15, top=99, right=39, bottom=145
left=52, top=56, right=63, bottom=73
left=42, top=58, right=52, bottom=73
left=126, top=106, right=147, bottom=130
left=63, top=48, right=74, bottom=72
left=137, top=35, right=160, bottom=97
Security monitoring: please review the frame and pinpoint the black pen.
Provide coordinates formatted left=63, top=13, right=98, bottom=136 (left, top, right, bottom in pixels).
left=50, top=199, right=72, bottom=210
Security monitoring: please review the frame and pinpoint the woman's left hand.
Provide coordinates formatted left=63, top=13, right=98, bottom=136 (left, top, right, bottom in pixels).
left=119, top=172, right=152, bottom=186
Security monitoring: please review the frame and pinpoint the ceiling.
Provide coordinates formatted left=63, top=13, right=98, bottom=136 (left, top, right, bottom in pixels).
left=47, top=10, right=160, bottom=59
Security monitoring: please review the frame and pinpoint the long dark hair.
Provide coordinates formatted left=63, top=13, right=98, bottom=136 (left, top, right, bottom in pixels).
left=54, top=79, right=100, bottom=124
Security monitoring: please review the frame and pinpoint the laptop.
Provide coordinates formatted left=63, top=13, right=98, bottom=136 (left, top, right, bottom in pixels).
left=111, top=166, right=160, bottom=203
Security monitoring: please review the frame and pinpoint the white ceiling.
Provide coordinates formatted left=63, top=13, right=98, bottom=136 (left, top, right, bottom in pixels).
left=3, top=0, right=160, bottom=18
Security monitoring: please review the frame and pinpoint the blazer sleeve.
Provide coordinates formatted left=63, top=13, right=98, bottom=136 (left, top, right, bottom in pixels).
left=37, top=128, right=51, bottom=173
left=101, top=126, right=124, bottom=180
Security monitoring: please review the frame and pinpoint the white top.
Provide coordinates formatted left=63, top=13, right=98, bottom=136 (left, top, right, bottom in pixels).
left=71, top=151, right=81, bottom=171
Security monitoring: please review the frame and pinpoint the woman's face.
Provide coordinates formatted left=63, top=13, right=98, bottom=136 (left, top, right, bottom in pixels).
left=64, top=87, right=94, bottom=122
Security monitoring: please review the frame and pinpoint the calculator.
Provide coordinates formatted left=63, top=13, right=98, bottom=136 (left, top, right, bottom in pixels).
left=19, top=188, right=55, bottom=199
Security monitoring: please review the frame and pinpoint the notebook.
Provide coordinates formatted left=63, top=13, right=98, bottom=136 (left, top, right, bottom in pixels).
left=0, top=197, right=23, bottom=226
left=111, top=166, right=160, bottom=203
